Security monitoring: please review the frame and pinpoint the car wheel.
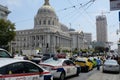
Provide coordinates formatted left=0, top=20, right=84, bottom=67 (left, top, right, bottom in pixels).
left=86, top=66, right=89, bottom=72
left=59, top=72, right=65, bottom=80
left=117, top=71, right=120, bottom=74
left=76, top=67, right=81, bottom=76
left=102, top=69, right=105, bottom=73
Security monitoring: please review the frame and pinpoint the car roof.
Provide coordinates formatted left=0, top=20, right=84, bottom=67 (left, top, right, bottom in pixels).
left=41, top=58, right=69, bottom=65
left=0, top=48, right=6, bottom=51
left=76, top=57, right=88, bottom=61
left=0, top=58, right=31, bottom=67
left=104, top=59, right=118, bottom=64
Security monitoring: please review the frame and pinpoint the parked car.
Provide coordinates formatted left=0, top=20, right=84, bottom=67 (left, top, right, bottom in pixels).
left=0, top=48, right=13, bottom=58
left=56, top=53, right=66, bottom=58
left=74, top=57, right=93, bottom=72
left=0, top=58, right=53, bottom=80
left=89, top=57, right=97, bottom=67
left=39, top=58, right=81, bottom=80
left=102, top=59, right=120, bottom=73
left=31, top=55, right=42, bottom=64
left=41, top=53, right=55, bottom=62
left=14, top=54, right=25, bottom=60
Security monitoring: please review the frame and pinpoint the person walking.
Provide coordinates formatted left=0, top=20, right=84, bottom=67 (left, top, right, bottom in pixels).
left=96, top=57, right=101, bottom=70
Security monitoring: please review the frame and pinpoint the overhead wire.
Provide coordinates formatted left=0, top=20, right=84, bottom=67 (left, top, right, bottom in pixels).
left=11, top=0, right=96, bottom=25
left=65, top=0, right=96, bottom=30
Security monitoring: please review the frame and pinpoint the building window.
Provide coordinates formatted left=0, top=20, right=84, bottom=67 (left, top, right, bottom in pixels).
left=48, top=20, right=50, bottom=25
left=52, top=21, right=54, bottom=25
left=39, top=20, right=41, bottom=25
left=43, top=20, right=46, bottom=25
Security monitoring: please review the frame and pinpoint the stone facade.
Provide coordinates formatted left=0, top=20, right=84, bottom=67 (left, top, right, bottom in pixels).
left=12, top=0, right=90, bottom=54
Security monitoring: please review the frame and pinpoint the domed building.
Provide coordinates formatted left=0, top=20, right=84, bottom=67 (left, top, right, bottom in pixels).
left=34, top=0, right=60, bottom=31
left=12, top=0, right=86, bottom=54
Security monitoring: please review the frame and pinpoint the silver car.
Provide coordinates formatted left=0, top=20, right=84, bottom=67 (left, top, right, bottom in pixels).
left=102, top=59, right=120, bottom=73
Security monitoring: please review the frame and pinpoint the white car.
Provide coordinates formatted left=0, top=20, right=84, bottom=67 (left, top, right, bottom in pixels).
left=103, top=59, right=120, bottom=73
left=39, top=58, right=81, bottom=80
left=0, top=58, right=53, bottom=80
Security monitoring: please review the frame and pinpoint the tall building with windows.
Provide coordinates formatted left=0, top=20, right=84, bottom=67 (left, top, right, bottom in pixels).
left=96, top=15, right=108, bottom=47
left=0, top=4, right=10, bottom=20
left=12, top=0, right=86, bottom=54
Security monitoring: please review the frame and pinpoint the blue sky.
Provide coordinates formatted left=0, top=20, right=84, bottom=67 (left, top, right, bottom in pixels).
left=0, top=0, right=120, bottom=49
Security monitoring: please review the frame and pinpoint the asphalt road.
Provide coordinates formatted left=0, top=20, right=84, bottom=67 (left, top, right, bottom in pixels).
left=67, top=68, right=99, bottom=80
left=66, top=67, right=120, bottom=80
left=87, top=68, right=120, bottom=80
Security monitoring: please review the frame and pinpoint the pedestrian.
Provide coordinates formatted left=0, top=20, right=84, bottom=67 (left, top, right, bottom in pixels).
left=96, top=57, right=101, bottom=70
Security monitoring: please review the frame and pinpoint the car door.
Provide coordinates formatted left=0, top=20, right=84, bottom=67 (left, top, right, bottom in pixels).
left=23, top=62, right=44, bottom=80
left=0, top=62, right=44, bottom=80
left=67, top=60, right=77, bottom=76
left=62, top=60, right=71, bottom=76
left=63, top=60, right=77, bottom=76
left=87, top=59, right=93, bottom=70
left=0, top=62, right=28, bottom=80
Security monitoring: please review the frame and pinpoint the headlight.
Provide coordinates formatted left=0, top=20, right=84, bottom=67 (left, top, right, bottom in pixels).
left=115, top=65, right=119, bottom=67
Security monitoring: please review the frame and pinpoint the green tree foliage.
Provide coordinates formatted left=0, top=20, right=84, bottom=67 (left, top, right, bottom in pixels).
left=0, top=19, right=16, bottom=48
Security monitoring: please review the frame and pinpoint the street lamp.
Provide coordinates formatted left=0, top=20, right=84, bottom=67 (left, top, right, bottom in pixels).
left=10, top=41, right=16, bottom=54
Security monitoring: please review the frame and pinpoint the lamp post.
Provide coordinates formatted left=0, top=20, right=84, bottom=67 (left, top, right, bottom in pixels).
left=10, top=41, right=16, bottom=55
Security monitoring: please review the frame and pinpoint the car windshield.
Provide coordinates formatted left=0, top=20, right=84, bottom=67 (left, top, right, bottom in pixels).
left=0, top=50, right=11, bottom=58
left=76, top=58, right=86, bottom=62
left=43, top=58, right=62, bottom=65
left=104, top=60, right=118, bottom=65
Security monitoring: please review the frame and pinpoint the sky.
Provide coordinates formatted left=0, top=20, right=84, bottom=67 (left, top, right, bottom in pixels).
left=0, top=0, right=120, bottom=49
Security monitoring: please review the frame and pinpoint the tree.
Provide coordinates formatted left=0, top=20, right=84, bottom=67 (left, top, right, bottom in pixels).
left=0, top=19, right=16, bottom=50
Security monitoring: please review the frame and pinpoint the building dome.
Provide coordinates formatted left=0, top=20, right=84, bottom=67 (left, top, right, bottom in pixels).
left=37, top=0, right=57, bottom=17
left=34, top=0, right=59, bottom=30
left=37, top=4, right=57, bottom=17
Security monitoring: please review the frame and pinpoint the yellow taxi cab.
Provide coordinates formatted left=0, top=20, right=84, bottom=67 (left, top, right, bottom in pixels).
left=74, top=57, right=93, bottom=72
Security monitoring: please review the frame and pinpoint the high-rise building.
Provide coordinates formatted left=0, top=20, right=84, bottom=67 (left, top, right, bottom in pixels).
left=84, top=33, right=92, bottom=44
left=96, top=15, right=108, bottom=47
left=0, top=4, right=10, bottom=20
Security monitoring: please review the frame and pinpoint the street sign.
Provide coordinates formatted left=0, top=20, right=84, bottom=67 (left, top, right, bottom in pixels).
left=119, top=12, right=120, bottom=21
left=110, top=0, right=120, bottom=11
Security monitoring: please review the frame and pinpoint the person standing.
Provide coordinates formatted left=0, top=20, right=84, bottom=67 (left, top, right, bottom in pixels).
left=96, top=57, right=101, bottom=70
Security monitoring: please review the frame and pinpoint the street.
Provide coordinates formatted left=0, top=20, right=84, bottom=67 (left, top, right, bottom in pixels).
left=66, top=67, right=120, bottom=80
